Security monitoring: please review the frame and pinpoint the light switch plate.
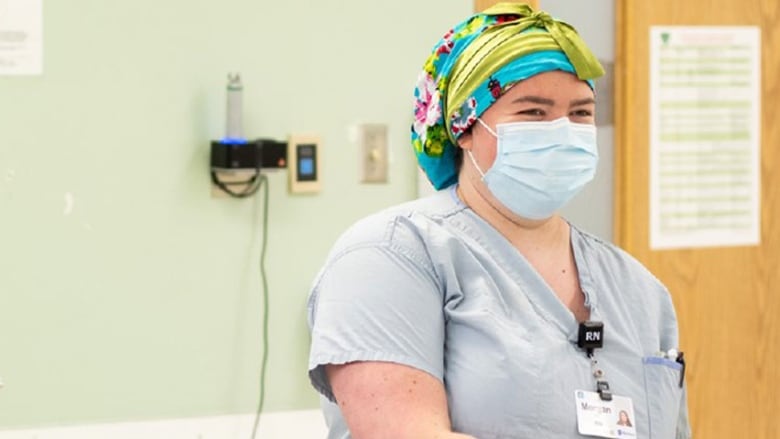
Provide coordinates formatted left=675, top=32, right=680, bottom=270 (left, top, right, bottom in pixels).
left=359, top=123, right=388, bottom=183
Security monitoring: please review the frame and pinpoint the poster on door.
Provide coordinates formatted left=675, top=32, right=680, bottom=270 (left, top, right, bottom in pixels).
left=649, top=26, right=761, bottom=249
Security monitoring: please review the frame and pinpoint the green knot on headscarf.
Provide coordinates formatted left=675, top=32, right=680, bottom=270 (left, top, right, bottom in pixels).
left=529, top=10, right=555, bottom=27
left=483, top=5, right=605, bottom=80
left=480, top=3, right=601, bottom=79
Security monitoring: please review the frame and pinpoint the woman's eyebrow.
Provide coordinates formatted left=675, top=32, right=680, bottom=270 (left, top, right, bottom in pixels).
left=509, top=96, right=596, bottom=107
left=510, top=95, right=555, bottom=106
left=570, top=97, right=596, bottom=107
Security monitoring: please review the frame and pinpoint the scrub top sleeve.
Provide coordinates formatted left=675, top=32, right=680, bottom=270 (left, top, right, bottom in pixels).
left=307, top=243, right=445, bottom=403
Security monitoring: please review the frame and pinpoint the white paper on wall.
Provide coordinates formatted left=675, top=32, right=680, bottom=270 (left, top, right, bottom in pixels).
left=0, top=0, right=42, bottom=75
left=649, top=26, right=761, bottom=249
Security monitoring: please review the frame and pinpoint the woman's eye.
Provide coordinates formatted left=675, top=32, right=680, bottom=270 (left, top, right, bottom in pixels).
left=518, top=108, right=545, bottom=116
left=571, top=109, right=594, bottom=117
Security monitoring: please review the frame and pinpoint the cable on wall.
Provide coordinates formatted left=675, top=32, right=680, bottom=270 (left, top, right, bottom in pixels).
left=250, top=174, right=270, bottom=439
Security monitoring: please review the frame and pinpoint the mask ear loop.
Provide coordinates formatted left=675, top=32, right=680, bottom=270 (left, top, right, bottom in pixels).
left=477, top=118, right=498, bottom=137
left=467, top=118, right=497, bottom=179
left=467, top=149, right=486, bottom=179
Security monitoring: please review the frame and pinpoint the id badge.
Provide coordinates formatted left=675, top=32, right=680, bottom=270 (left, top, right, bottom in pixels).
left=574, top=390, right=636, bottom=438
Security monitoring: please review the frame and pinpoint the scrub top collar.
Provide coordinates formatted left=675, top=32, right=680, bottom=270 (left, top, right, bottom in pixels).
left=447, top=185, right=602, bottom=344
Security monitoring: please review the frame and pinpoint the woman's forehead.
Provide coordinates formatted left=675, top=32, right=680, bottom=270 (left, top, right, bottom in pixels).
left=496, top=71, right=595, bottom=104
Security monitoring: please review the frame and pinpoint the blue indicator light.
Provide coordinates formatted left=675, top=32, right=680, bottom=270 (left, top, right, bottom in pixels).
left=220, top=137, right=248, bottom=145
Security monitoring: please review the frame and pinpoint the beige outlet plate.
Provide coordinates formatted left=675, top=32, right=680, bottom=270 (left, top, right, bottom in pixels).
left=288, top=134, right=321, bottom=194
left=358, top=123, right=388, bottom=183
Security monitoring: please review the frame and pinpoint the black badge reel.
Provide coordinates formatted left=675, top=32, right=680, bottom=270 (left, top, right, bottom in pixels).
left=578, top=321, right=611, bottom=401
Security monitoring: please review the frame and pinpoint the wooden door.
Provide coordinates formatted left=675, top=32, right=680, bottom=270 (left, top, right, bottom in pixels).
left=615, top=1, right=780, bottom=438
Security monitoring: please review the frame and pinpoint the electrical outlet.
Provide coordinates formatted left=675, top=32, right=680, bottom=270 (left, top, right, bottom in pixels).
left=359, top=124, right=388, bottom=183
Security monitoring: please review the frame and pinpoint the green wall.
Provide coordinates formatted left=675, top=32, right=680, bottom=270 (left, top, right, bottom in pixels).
left=0, top=0, right=471, bottom=429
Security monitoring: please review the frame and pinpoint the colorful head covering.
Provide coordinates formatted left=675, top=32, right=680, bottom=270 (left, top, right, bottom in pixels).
left=412, top=2, right=604, bottom=190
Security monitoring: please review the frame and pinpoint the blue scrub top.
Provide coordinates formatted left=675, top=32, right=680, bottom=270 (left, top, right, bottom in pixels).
left=308, top=186, right=690, bottom=439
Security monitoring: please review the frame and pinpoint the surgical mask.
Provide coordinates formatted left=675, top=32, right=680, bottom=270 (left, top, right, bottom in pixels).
left=468, top=117, right=598, bottom=220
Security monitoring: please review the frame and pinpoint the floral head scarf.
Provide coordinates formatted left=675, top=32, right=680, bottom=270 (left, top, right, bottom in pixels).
left=412, top=2, right=604, bottom=190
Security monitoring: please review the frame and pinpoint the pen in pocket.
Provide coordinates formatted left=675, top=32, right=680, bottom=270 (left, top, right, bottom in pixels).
left=676, top=351, right=685, bottom=388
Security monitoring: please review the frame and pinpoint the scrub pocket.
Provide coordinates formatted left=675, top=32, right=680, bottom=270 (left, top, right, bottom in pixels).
left=642, top=356, right=683, bottom=439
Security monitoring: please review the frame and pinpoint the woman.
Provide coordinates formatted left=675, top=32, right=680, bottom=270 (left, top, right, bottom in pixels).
left=307, top=3, right=690, bottom=438
left=618, top=410, right=633, bottom=427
